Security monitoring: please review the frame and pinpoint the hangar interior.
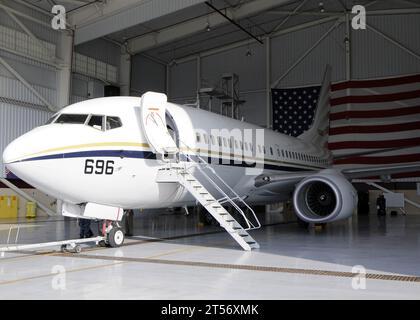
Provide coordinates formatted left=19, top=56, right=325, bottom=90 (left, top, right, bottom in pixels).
left=1, top=0, right=420, bottom=299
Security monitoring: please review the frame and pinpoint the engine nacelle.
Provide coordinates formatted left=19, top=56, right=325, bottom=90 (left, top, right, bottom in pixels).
left=293, top=170, right=358, bottom=223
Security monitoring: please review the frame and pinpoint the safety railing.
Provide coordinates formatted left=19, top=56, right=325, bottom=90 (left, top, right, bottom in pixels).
left=174, top=141, right=261, bottom=231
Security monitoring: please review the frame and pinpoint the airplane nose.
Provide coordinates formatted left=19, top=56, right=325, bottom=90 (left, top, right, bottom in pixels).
left=2, top=140, right=18, bottom=165
left=2, top=129, right=37, bottom=165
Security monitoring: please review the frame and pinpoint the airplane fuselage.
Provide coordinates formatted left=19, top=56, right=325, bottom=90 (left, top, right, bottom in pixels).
left=3, top=97, right=330, bottom=209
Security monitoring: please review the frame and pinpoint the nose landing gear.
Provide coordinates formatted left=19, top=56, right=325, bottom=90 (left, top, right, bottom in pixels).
left=99, top=220, right=125, bottom=248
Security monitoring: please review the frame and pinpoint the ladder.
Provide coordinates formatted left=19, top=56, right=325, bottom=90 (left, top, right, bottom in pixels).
left=156, top=154, right=260, bottom=251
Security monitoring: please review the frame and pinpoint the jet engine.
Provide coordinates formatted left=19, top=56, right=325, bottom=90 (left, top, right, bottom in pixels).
left=293, top=170, right=358, bottom=223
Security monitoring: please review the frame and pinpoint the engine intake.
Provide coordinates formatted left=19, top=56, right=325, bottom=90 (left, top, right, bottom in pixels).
left=293, top=170, right=357, bottom=223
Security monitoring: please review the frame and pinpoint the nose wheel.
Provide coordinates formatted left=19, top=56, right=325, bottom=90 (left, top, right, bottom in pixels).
left=100, top=221, right=125, bottom=248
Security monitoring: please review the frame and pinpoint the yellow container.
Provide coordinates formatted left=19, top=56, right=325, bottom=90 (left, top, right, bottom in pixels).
left=26, top=201, right=37, bottom=219
left=0, top=195, right=19, bottom=219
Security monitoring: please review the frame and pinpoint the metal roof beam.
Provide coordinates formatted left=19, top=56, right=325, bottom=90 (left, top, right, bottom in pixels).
left=268, top=8, right=420, bottom=16
left=127, top=0, right=292, bottom=54
left=70, top=0, right=207, bottom=45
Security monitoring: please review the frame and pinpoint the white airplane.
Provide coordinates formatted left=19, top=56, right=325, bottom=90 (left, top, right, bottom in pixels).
left=3, top=72, right=420, bottom=250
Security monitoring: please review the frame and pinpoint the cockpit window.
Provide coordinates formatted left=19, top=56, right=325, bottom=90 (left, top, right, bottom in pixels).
left=56, top=114, right=89, bottom=124
left=88, top=115, right=104, bottom=130
left=105, top=116, right=122, bottom=130
left=45, top=114, right=58, bottom=125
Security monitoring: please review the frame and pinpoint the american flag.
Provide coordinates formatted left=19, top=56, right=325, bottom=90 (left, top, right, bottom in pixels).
left=272, top=85, right=321, bottom=137
left=272, top=73, right=420, bottom=180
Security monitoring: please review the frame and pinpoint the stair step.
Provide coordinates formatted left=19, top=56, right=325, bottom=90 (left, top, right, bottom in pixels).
left=173, top=165, right=259, bottom=251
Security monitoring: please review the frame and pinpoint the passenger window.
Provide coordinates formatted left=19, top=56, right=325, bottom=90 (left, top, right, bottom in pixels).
left=223, top=137, right=227, bottom=147
left=240, top=141, right=243, bottom=150
left=196, top=133, right=201, bottom=143
left=218, top=136, right=222, bottom=147
left=244, top=142, right=248, bottom=151
left=270, top=147, right=273, bottom=156
left=235, top=140, right=238, bottom=149
left=106, top=116, right=122, bottom=130
left=56, top=114, right=88, bottom=124
left=263, top=146, right=266, bottom=154
left=203, top=134, right=209, bottom=144
left=210, top=135, right=215, bottom=145
left=258, top=145, right=262, bottom=153
left=88, top=115, right=104, bottom=130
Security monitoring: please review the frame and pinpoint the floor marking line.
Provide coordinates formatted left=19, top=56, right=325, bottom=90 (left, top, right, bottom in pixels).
left=54, top=253, right=420, bottom=283
left=0, top=261, right=127, bottom=286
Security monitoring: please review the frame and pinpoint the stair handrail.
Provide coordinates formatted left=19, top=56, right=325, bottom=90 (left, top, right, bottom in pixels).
left=176, top=141, right=261, bottom=230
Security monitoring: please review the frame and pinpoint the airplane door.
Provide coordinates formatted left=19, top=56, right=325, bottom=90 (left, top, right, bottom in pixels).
left=140, top=92, right=179, bottom=160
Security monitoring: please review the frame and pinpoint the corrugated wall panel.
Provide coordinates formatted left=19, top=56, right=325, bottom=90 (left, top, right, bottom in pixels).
left=0, top=2, right=59, bottom=46
left=271, top=21, right=346, bottom=87
left=0, top=50, right=57, bottom=90
left=169, top=60, right=197, bottom=102
left=76, top=39, right=121, bottom=67
left=201, top=41, right=266, bottom=92
left=131, top=55, right=166, bottom=96
left=0, top=76, right=57, bottom=107
left=0, top=103, right=52, bottom=176
left=352, top=14, right=420, bottom=79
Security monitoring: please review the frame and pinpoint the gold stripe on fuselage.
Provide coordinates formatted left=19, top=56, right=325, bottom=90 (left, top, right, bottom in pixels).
left=13, top=142, right=326, bottom=170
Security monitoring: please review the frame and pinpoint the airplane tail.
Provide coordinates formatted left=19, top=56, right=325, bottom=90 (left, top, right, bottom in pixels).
left=298, top=65, right=331, bottom=149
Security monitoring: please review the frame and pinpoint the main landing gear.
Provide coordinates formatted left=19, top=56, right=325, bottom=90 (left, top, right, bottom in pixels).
left=99, top=220, right=125, bottom=248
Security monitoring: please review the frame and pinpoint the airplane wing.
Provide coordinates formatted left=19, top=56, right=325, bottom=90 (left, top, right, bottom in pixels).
left=254, top=162, right=420, bottom=190
left=341, top=163, right=420, bottom=180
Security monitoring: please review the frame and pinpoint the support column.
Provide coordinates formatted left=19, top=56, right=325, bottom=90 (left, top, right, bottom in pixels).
left=119, top=46, right=131, bottom=96
left=197, top=55, right=201, bottom=108
left=265, top=37, right=271, bottom=129
left=166, top=64, right=171, bottom=98
left=57, top=30, right=74, bottom=109
left=345, top=13, right=352, bottom=81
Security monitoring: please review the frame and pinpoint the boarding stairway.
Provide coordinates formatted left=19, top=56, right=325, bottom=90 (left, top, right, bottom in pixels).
left=156, top=152, right=261, bottom=251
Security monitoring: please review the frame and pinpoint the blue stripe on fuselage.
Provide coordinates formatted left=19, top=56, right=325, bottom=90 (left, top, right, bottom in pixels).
left=14, top=150, right=315, bottom=172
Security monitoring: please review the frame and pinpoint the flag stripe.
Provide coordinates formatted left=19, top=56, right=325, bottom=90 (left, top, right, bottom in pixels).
left=329, top=137, right=420, bottom=150
left=334, top=153, right=420, bottom=165
left=273, top=73, right=420, bottom=181
left=330, top=121, right=420, bottom=135
left=330, top=105, right=420, bottom=121
left=331, top=89, right=420, bottom=106
left=331, top=74, right=420, bottom=91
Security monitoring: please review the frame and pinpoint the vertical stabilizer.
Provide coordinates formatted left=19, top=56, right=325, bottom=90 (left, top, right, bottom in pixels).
left=298, top=65, right=331, bottom=149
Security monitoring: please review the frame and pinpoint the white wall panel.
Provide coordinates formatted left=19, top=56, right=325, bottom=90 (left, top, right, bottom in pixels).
left=0, top=102, right=52, bottom=176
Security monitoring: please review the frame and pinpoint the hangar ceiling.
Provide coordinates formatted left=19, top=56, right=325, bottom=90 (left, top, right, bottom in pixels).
left=15, top=0, right=420, bottom=64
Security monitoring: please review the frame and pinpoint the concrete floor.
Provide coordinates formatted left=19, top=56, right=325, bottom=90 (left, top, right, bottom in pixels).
left=0, top=210, right=420, bottom=300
